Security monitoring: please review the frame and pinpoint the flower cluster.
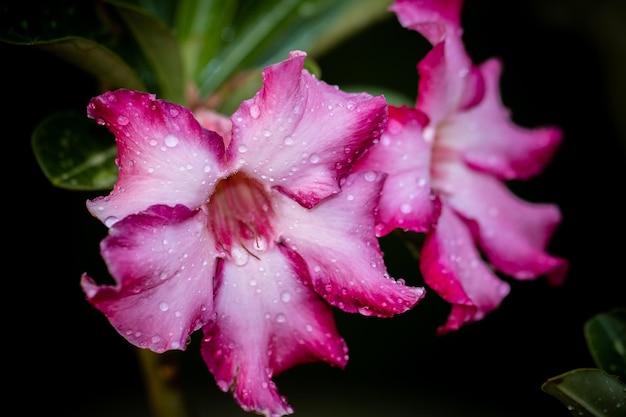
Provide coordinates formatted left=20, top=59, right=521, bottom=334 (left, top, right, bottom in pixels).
left=80, top=0, right=567, bottom=416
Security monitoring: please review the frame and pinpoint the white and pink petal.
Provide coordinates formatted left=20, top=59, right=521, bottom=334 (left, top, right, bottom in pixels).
left=445, top=167, right=568, bottom=285
left=276, top=171, right=426, bottom=317
left=390, top=0, right=464, bottom=44
left=201, top=249, right=347, bottom=417
left=86, top=89, right=229, bottom=226
left=354, top=105, right=440, bottom=235
left=416, top=37, right=483, bottom=128
left=81, top=204, right=219, bottom=353
left=450, top=58, right=563, bottom=179
left=231, top=50, right=387, bottom=209
left=420, top=206, right=510, bottom=334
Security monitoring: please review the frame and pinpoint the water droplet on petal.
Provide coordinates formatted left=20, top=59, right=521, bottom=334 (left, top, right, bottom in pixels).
left=164, top=134, right=179, bottom=147
left=231, top=247, right=249, bottom=266
left=117, top=115, right=129, bottom=126
left=364, top=171, right=377, bottom=182
left=249, top=104, right=261, bottom=119
left=104, top=216, right=118, bottom=227
left=159, top=301, right=169, bottom=312
left=280, top=291, right=291, bottom=302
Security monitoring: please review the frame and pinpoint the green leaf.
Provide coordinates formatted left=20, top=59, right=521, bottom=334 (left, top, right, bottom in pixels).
left=113, top=0, right=179, bottom=28
left=108, top=0, right=186, bottom=104
left=542, top=368, right=626, bottom=417
left=196, top=0, right=391, bottom=99
left=0, top=1, right=149, bottom=91
left=36, top=37, right=147, bottom=91
left=585, top=308, right=626, bottom=380
left=174, top=0, right=238, bottom=82
left=32, top=111, right=118, bottom=191
left=253, top=0, right=393, bottom=67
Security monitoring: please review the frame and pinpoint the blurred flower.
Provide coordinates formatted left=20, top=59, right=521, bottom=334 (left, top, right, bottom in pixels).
left=354, top=0, right=568, bottom=334
left=80, top=51, right=425, bottom=416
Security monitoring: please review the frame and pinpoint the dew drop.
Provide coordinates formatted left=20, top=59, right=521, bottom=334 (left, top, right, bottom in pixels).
left=363, top=171, right=377, bottom=182
left=231, top=247, right=249, bottom=266
left=164, top=134, right=179, bottom=147
left=117, top=115, right=129, bottom=126
left=309, top=153, right=320, bottom=163
left=104, top=216, right=118, bottom=227
left=400, top=203, right=412, bottom=213
left=159, top=301, right=169, bottom=312
left=276, top=313, right=286, bottom=323
left=423, top=126, right=435, bottom=142
left=280, top=291, right=291, bottom=302
left=249, top=104, right=261, bottom=119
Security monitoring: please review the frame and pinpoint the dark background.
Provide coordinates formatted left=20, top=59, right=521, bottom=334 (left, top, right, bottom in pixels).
left=7, top=0, right=625, bottom=416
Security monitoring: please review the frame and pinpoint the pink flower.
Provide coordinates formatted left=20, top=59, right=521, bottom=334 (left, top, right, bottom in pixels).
left=80, top=50, right=425, bottom=417
left=354, top=0, right=568, bottom=335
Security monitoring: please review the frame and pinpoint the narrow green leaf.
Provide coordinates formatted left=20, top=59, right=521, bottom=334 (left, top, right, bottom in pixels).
left=175, top=0, right=238, bottom=81
left=196, top=0, right=391, bottom=100
left=118, top=0, right=178, bottom=28
left=197, top=0, right=303, bottom=97
left=542, top=368, right=626, bottom=417
left=108, top=1, right=186, bottom=104
left=585, top=308, right=626, bottom=380
left=35, top=37, right=146, bottom=91
left=32, top=111, right=118, bottom=191
left=254, top=0, right=393, bottom=67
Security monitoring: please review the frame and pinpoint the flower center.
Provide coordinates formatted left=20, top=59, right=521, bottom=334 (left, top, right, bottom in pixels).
left=206, top=172, right=276, bottom=264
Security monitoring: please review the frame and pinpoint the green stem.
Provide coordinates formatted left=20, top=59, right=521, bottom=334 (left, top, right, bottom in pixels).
left=136, top=348, right=196, bottom=417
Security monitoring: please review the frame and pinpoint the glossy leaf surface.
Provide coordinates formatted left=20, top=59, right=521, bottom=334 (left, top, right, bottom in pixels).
left=585, top=308, right=626, bottom=380
left=32, top=111, right=118, bottom=190
left=542, top=368, right=626, bottom=417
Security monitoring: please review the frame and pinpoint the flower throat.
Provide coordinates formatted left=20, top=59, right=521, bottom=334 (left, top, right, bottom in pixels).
left=206, top=172, right=276, bottom=263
